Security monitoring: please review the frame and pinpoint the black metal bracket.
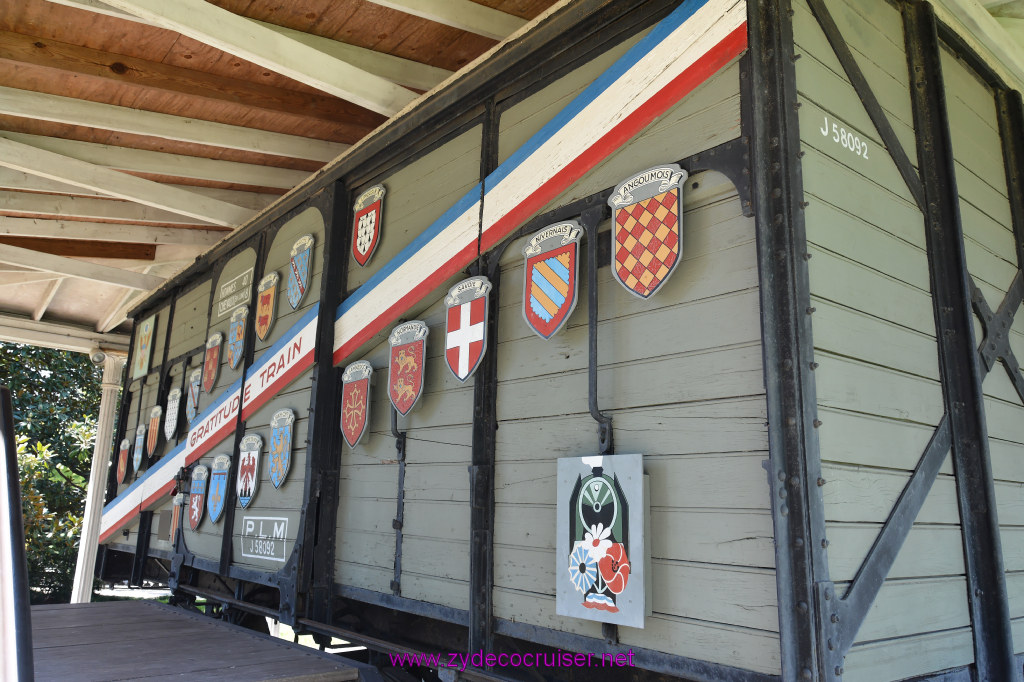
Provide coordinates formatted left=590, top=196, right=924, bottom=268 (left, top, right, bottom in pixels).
left=390, top=406, right=407, bottom=596
left=581, top=205, right=614, bottom=457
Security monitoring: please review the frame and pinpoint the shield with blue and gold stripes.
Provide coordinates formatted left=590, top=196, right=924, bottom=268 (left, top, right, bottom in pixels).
left=522, top=221, right=582, bottom=340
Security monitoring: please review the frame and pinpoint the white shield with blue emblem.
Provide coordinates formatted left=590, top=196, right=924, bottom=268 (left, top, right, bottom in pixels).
left=227, top=305, right=247, bottom=369
left=269, top=409, right=295, bottom=489
left=287, top=235, right=314, bottom=310
left=185, top=368, right=202, bottom=424
left=207, top=454, right=231, bottom=524
left=132, top=424, right=146, bottom=473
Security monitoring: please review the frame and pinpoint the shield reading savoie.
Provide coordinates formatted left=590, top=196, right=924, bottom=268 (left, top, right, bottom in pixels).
left=341, top=360, right=372, bottom=448
left=523, top=221, right=582, bottom=339
left=227, top=305, right=248, bottom=369
left=352, top=184, right=385, bottom=267
left=388, top=321, right=428, bottom=416
left=146, top=406, right=162, bottom=457
left=607, top=164, right=686, bottom=299
left=116, top=437, right=130, bottom=485
left=269, top=409, right=295, bottom=489
left=164, top=387, right=181, bottom=441
left=202, top=332, right=222, bottom=394
left=444, top=277, right=491, bottom=382
left=185, top=368, right=202, bottom=424
left=254, top=272, right=279, bottom=342
left=188, top=465, right=209, bottom=531
left=207, top=454, right=231, bottom=524
left=237, top=433, right=262, bottom=509
left=287, top=234, right=314, bottom=310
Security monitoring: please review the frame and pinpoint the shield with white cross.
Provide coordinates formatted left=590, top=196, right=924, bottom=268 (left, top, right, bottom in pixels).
left=444, top=276, right=492, bottom=382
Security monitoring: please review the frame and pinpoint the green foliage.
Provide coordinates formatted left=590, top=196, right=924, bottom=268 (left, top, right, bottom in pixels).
left=1, top=342, right=104, bottom=603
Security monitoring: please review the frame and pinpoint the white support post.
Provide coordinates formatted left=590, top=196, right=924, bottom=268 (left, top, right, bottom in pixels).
left=71, top=352, right=125, bottom=603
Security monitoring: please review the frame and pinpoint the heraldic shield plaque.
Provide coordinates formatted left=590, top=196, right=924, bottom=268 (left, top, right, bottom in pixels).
left=352, top=184, right=385, bottom=267
left=388, top=321, right=428, bottom=416
left=522, top=221, right=582, bottom=339
left=556, top=453, right=646, bottom=628
left=607, top=164, right=686, bottom=299
left=341, top=360, right=372, bottom=448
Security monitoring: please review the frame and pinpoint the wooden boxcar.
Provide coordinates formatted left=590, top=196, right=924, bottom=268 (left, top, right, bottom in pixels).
left=95, top=0, right=1024, bottom=680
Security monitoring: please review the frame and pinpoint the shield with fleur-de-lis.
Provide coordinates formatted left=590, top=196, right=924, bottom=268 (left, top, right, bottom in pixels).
left=352, top=184, right=385, bottom=267
left=269, top=409, right=295, bottom=489
left=341, top=361, right=372, bottom=448
left=207, top=454, right=231, bottom=524
left=188, top=465, right=209, bottom=531
left=287, top=235, right=314, bottom=309
left=227, top=305, right=247, bottom=369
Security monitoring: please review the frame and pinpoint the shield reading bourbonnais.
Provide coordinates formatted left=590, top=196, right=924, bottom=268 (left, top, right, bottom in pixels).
left=227, top=306, right=248, bottom=369
left=133, top=424, right=146, bottom=473
left=388, top=321, right=428, bottom=416
left=352, top=184, right=385, bottom=267
left=523, top=221, right=582, bottom=339
left=164, top=388, right=181, bottom=441
left=185, top=369, right=202, bottom=424
left=254, top=272, right=279, bottom=341
left=116, top=437, right=130, bottom=485
left=607, top=164, right=686, bottom=299
left=207, top=454, right=231, bottom=524
left=188, top=465, right=209, bottom=531
left=236, top=433, right=262, bottom=509
left=444, top=277, right=491, bottom=382
left=202, top=332, right=222, bottom=394
left=287, top=234, right=314, bottom=309
left=341, top=361, right=372, bottom=448
left=269, top=409, right=295, bottom=489
left=146, top=406, right=162, bottom=457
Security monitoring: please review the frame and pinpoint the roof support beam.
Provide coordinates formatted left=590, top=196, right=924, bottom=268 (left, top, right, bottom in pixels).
left=0, top=133, right=309, bottom=190
left=0, top=216, right=225, bottom=246
left=368, top=0, right=527, bottom=40
left=42, top=0, right=452, bottom=90
left=0, top=242, right=165, bottom=290
left=0, top=137, right=255, bottom=226
left=32, top=279, right=62, bottom=321
left=0, top=29, right=384, bottom=135
left=0, top=86, right=346, bottom=162
left=0, top=273, right=64, bottom=287
left=102, top=0, right=419, bottom=116
left=0, top=313, right=130, bottom=353
left=0, top=191, right=211, bottom=226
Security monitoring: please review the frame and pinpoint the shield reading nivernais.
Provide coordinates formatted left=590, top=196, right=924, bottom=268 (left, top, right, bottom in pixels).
left=388, top=321, right=428, bottom=416
left=146, top=406, right=162, bottom=457
left=236, top=433, right=262, bottom=509
left=133, top=424, right=146, bottom=473
left=444, top=277, right=491, bottom=382
left=116, top=438, right=130, bottom=485
left=269, top=409, right=295, bottom=489
left=287, top=235, right=314, bottom=309
left=185, top=369, right=202, bottom=424
left=207, top=454, right=231, bottom=524
left=522, top=222, right=582, bottom=339
left=227, top=305, right=248, bottom=369
left=254, top=272, right=279, bottom=341
left=188, top=465, right=209, bottom=531
left=352, top=184, right=385, bottom=267
left=341, top=361, right=372, bottom=448
left=202, top=333, right=222, bottom=394
left=607, top=164, right=686, bottom=299
left=164, top=388, right=181, bottom=441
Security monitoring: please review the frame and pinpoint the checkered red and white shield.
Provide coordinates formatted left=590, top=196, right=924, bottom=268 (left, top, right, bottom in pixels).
left=444, top=277, right=491, bottom=382
left=607, top=164, right=687, bottom=299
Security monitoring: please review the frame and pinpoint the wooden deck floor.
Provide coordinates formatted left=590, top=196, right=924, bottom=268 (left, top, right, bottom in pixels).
left=30, top=600, right=361, bottom=682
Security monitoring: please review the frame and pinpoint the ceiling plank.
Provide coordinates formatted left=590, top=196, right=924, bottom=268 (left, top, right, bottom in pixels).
left=0, top=86, right=346, bottom=162
left=102, top=0, right=419, bottom=116
left=0, top=273, right=63, bottom=286
left=0, top=190, right=212, bottom=225
left=32, top=278, right=62, bottom=320
left=43, top=0, right=453, bottom=91
left=0, top=312, right=130, bottom=352
left=1, top=132, right=310, bottom=189
left=0, top=237, right=156, bottom=260
left=0, top=242, right=165, bottom=290
left=368, top=0, right=527, bottom=40
left=0, top=216, right=225, bottom=246
left=0, top=29, right=385, bottom=135
left=0, top=169, right=279, bottom=210
left=0, top=137, right=255, bottom=226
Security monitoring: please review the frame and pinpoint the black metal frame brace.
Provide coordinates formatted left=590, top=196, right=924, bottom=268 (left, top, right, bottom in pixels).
left=390, top=406, right=407, bottom=596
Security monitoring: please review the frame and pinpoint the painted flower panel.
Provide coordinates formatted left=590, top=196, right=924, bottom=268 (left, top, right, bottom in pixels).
left=598, top=542, right=631, bottom=594
left=567, top=543, right=597, bottom=594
